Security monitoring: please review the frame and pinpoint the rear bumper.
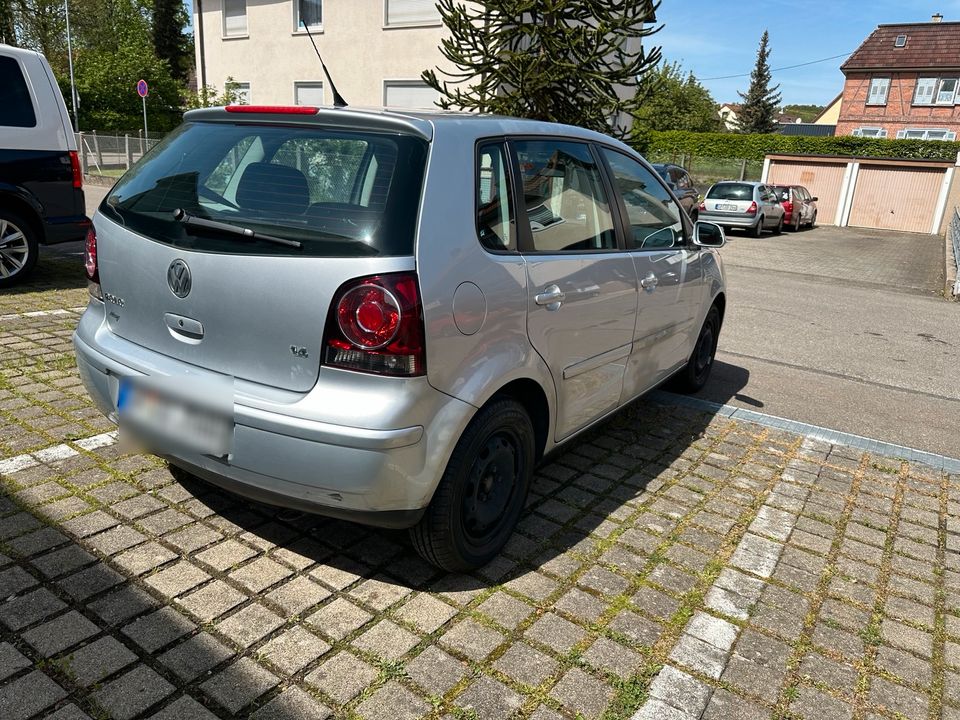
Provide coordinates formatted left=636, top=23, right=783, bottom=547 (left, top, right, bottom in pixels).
left=73, top=304, right=475, bottom=524
left=42, top=214, right=91, bottom=244
left=699, top=212, right=759, bottom=229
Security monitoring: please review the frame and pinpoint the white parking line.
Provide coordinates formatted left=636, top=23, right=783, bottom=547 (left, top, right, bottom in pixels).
left=0, top=307, right=85, bottom=323
left=0, top=431, right=117, bottom=476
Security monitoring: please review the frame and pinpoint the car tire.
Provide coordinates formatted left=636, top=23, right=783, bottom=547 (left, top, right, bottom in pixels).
left=751, top=217, right=764, bottom=237
left=669, top=305, right=721, bottom=394
left=0, top=210, right=39, bottom=288
left=792, top=212, right=801, bottom=232
left=410, top=397, right=534, bottom=572
left=773, top=216, right=784, bottom=235
left=808, top=211, right=817, bottom=229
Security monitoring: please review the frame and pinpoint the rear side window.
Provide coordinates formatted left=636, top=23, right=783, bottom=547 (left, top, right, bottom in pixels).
left=477, top=142, right=514, bottom=251
left=707, top=183, right=754, bottom=200
left=0, top=56, right=38, bottom=128
left=104, top=122, right=428, bottom=257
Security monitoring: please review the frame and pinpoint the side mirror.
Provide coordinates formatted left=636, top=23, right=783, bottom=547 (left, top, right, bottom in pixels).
left=693, top=221, right=725, bottom=248
left=811, top=196, right=819, bottom=202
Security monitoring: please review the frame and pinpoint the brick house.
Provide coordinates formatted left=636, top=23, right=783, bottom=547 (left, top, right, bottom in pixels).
left=837, top=15, right=960, bottom=140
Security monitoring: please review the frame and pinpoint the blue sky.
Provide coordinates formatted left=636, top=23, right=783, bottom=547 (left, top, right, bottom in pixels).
left=653, top=0, right=960, bottom=107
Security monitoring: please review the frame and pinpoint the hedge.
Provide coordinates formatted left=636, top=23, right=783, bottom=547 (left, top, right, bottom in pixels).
left=631, top=129, right=960, bottom=162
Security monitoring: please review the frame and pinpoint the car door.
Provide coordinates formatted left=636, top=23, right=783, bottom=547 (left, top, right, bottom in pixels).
left=513, top=138, right=638, bottom=441
left=759, top=185, right=780, bottom=226
left=598, top=147, right=705, bottom=398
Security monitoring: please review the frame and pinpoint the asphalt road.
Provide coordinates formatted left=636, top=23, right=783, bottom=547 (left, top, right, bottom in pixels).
left=699, top=228, right=960, bottom=458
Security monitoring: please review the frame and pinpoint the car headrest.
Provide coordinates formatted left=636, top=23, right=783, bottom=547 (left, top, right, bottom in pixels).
left=236, top=162, right=310, bottom=215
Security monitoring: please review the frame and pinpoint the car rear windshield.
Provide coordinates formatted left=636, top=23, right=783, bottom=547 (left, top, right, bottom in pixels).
left=706, top=183, right=754, bottom=201
left=103, top=121, right=429, bottom=257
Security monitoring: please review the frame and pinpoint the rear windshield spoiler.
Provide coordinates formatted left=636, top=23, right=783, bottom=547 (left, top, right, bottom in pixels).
left=183, top=107, right=434, bottom=141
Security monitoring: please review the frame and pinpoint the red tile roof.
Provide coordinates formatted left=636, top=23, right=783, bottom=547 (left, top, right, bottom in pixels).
left=842, top=22, right=960, bottom=72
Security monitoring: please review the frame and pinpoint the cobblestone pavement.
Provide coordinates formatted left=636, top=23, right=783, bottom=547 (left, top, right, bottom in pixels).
left=719, top=225, right=945, bottom=295
left=2, top=283, right=959, bottom=720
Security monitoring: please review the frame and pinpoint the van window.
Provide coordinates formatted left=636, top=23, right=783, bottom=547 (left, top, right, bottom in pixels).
left=512, top=140, right=616, bottom=253
left=0, top=56, right=38, bottom=128
left=103, top=122, right=428, bottom=257
left=477, top=142, right=514, bottom=251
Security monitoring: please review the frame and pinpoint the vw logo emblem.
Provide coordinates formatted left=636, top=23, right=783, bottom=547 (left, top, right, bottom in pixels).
left=167, top=259, right=192, bottom=298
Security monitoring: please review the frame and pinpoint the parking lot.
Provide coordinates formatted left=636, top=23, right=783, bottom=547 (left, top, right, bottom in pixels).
left=0, top=216, right=958, bottom=719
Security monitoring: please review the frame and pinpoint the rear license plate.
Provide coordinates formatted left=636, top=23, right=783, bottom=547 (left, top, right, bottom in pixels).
left=715, top=203, right=738, bottom=211
left=118, top=376, right=233, bottom=457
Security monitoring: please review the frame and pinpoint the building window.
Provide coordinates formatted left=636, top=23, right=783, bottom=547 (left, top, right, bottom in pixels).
left=867, top=78, right=890, bottom=105
left=385, top=0, right=441, bottom=26
left=894, top=34, right=907, bottom=47
left=223, top=0, right=247, bottom=36
left=851, top=127, right=886, bottom=138
left=227, top=81, right=250, bottom=104
left=383, top=81, right=439, bottom=109
left=914, top=78, right=937, bottom=105
left=937, top=78, right=958, bottom=104
left=295, top=0, right=322, bottom=31
left=294, top=82, right=324, bottom=106
left=896, top=128, right=956, bottom=141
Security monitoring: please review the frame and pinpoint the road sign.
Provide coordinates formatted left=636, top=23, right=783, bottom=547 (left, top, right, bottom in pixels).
left=136, top=79, right=148, bottom=98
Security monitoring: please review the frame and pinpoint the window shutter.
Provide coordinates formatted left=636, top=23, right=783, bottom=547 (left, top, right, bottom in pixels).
left=223, top=0, right=247, bottom=35
left=914, top=78, right=936, bottom=104
left=386, top=0, right=440, bottom=25
left=295, top=83, right=324, bottom=105
left=384, top=82, right=439, bottom=109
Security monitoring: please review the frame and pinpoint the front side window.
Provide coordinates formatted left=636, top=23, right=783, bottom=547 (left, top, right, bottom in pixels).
left=385, top=0, right=441, bottom=26
left=223, top=0, right=247, bottom=36
left=0, top=56, right=37, bottom=128
left=296, top=0, right=322, bottom=30
left=513, top=140, right=615, bottom=253
left=602, top=148, right=682, bottom=251
left=937, top=78, right=957, bottom=104
left=914, top=77, right=936, bottom=105
left=476, top=143, right=514, bottom=251
left=867, top=78, right=890, bottom=105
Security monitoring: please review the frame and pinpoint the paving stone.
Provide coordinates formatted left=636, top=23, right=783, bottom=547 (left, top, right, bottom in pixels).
left=114, top=541, right=177, bottom=576
left=93, top=665, right=175, bottom=720
left=265, top=575, right=331, bottom=615
left=881, top=618, right=932, bottom=658
left=730, top=533, right=783, bottom=578
left=876, top=645, right=932, bottom=686
left=58, top=563, right=124, bottom=601
left=504, top=570, right=558, bottom=601
left=195, top=539, right=258, bottom=571
left=578, top=565, right=630, bottom=596
left=158, top=632, right=234, bottom=682
left=309, top=560, right=366, bottom=591
left=632, top=584, right=681, bottom=621
left=0, top=642, right=30, bottom=681
left=811, top=623, right=865, bottom=660
left=396, top=593, right=458, bottom=633
left=0, top=670, right=67, bottom=720
left=493, top=642, right=559, bottom=686
left=123, top=606, right=196, bottom=653
left=357, top=680, right=430, bottom=720
left=525, top=612, right=587, bottom=653
left=549, top=667, right=613, bottom=719
left=440, top=618, right=505, bottom=661
left=685, top=612, right=738, bottom=650
left=113, top=494, right=166, bottom=519
left=648, top=563, right=698, bottom=595
left=307, top=597, right=372, bottom=640
left=305, top=651, right=378, bottom=703
left=148, top=696, right=220, bottom=720
left=228, top=556, right=293, bottom=593
left=583, top=636, right=643, bottom=679
left=669, top=634, right=730, bottom=679
left=89, top=584, right=158, bottom=626
left=555, top=587, right=607, bottom=623
left=349, top=574, right=413, bottom=611
left=200, top=657, right=278, bottom=714
left=633, top=698, right=694, bottom=720
left=0, top=566, right=37, bottom=596
left=252, top=687, right=331, bottom=720
left=0, top=587, right=67, bottom=630
left=259, top=626, right=331, bottom=673
left=721, top=654, right=784, bottom=703
left=30, top=545, right=95, bottom=578
left=476, top=592, right=533, bottom=630
left=455, top=675, right=523, bottom=720
left=800, top=652, right=858, bottom=692
left=790, top=686, right=852, bottom=720
left=868, top=676, right=928, bottom=719
left=701, top=687, right=769, bottom=720
left=143, top=561, right=210, bottom=597
left=86, top=526, right=146, bottom=556
left=65, top=636, right=137, bottom=687
left=164, top=523, right=224, bottom=553
left=405, top=646, right=468, bottom=694
left=6, top=526, right=68, bottom=558
left=608, top=610, right=663, bottom=646
left=216, top=603, right=284, bottom=648
left=46, top=703, right=94, bottom=720
left=176, top=579, right=247, bottom=622
left=648, top=665, right=712, bottom=718
left=23, top=610, right=99, bottom=657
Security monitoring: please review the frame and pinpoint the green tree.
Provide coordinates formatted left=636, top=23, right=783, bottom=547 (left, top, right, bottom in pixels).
left=782, top=103, right=825, bottom=123
left=736, top=30, right=781, bottom=134
left=0, top=0, right=16, bottom=44
left=152, top=0, right=192, bottom=81
left=423, top=0, right=663, bottom=137
left=632, top=61, right=721, bottom=133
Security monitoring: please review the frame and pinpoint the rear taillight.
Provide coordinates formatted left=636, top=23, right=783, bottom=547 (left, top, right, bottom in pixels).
left=746, top=201, right=758, bottom=215
left=69, top=150, right=82, bottom=189
left=698, top=201, right=706, bottom=211
left=324, top=273, right=425, bottom=377
left=84, top=227, right=102, bottom=300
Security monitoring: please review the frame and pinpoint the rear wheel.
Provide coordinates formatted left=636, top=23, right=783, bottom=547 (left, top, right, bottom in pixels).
left=410, top=398, right=534, bottom=572
left=792, top=212, right=801, bottom=232
left=0, top=210, right=39, bottom=288
left=751, top=216, right=764, bottom=237
left=670, top=306, right=721, bottom=394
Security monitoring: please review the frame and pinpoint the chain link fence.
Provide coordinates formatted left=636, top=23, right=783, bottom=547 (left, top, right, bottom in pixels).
left=76, top=131, right=164, bottom=179
left=950, top=209, right=960, bottom=298
left=645, top=152, right=765, bottom=191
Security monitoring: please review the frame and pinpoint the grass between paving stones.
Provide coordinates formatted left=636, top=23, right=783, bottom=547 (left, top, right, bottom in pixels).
left=928, top=469, right=950, bottom=720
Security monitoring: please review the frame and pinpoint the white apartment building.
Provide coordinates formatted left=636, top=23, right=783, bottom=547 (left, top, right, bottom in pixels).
left=192, top=0, right=452, bottom=109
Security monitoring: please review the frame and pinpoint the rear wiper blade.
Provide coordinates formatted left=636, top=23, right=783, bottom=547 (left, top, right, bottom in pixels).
left=173, top=208, right=302, bottom=249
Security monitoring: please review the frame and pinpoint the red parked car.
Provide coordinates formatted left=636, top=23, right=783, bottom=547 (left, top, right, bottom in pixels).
left=771, top=185, right=818, bottom=231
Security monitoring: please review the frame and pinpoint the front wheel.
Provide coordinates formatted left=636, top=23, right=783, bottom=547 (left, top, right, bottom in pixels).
left=807, top=211, right=817, bottom=229
left=792, top=212, right=801, bottom=232
left=669, top=306, right=721, bottom=394
left=773, top=216, right=784, bottom=236
left=751, top=217, right=764, bottom=237
left=0, top=211, right=39, bottom=288
left=410, top=398, right=534, bottom=572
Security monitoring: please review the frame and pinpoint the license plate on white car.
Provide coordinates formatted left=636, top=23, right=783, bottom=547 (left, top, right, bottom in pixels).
left=117, top=376, right=233, bottom=457
left=715, top=203, right=738, bottom=211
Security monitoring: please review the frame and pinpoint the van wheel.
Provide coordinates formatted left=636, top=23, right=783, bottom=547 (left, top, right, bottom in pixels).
left=410, top=398, right=534, bottom=572
left=0, top=211, right=39, bottom=288
left=751, top=217, right=764, bottom=237
left=670, top=306, right=720, bottom=394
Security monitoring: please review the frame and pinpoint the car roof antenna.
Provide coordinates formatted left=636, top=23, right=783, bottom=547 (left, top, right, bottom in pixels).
left=299, top=2, right=347, bottom=107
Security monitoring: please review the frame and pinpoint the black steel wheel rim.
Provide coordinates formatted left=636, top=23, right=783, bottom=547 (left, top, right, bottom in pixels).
left=695, top=322, right=715, bottom=379
left=461, top=431, right=520, bottom=546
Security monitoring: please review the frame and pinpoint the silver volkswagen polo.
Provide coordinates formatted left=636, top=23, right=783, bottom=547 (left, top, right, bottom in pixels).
left=74, top=106, right=727, bottom=570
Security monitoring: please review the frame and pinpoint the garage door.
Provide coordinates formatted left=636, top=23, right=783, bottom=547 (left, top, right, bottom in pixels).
left=848, top=165, right=944, bottom=233
left=767, top=160, right=846, bottom=226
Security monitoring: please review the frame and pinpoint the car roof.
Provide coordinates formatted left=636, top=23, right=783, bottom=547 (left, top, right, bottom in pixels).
left=183, top=106, right=635, bottom=152
left=0, top=43, right=42, bottom=61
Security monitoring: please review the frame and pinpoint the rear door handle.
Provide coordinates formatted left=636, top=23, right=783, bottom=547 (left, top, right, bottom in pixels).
left=640, top=273, right=659, bottom=290
left=535, top=285, right=565, bottom=309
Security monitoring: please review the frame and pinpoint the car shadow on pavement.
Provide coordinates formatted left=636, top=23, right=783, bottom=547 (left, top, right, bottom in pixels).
left=0, top=244, right=87, bottom=314
left=0, top=367, right=752, bottom=718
